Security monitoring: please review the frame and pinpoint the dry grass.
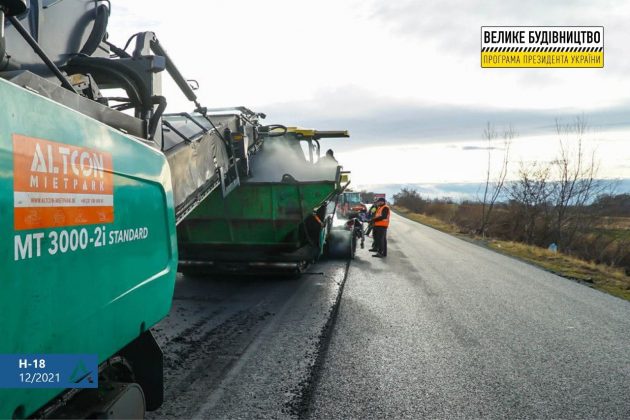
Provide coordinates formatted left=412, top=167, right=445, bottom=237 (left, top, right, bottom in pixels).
left=597, top=216, right=630, bottom=230
left=393, top=206, right=630, bottom=302
left=594, top=217, right=630, bottom=241
left=487, top=240, right=630, bottom=301
left=394, top=207, right=460, bottom=235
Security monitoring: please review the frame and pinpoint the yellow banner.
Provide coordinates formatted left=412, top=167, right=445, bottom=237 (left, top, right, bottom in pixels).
left=481, top=51, right=603, bottom=68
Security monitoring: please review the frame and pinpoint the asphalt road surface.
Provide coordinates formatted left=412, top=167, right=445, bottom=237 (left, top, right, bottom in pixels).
left=148, top=261, right=347, bottom=419
left=309, top=212, right=630, bottom=419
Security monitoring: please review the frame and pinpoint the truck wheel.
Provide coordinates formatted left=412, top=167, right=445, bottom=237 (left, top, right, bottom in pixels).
left=326, top=230, right=355, bottom=259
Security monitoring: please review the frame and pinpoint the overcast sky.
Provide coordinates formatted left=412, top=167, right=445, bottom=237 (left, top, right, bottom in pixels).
left=107, top=0, right=630, bottom=189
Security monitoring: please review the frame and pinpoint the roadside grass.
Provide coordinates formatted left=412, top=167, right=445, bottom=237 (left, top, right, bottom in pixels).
left=594, top=217, right=630, bottom=240
left=394, top=208, right=460, bottom=235
left=597, top=216, right=630, bottom=230
left=393, top=206, right=630, bottom=302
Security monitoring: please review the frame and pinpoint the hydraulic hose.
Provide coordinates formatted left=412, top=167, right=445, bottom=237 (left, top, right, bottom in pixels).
left=259, top=124, right=287, bottom=137
left=79, top=3, right=109, bottom=56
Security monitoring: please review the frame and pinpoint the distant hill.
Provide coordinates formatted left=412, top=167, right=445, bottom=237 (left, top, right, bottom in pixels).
left=355, top=179, right=630, bottom=202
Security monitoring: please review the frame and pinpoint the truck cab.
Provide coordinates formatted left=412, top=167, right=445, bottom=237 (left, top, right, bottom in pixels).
left=337, top=191, right=367, bottom=218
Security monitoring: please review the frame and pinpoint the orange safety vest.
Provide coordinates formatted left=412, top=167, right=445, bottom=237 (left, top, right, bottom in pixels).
left=374, top=204, right=390, bottom=227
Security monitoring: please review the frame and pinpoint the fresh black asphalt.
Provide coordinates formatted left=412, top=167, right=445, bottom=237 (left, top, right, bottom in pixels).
left=309, top=212, right=630, bottom=419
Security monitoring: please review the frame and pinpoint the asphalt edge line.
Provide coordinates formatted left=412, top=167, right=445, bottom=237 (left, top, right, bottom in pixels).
left=295, top=259, right=352, bottom=419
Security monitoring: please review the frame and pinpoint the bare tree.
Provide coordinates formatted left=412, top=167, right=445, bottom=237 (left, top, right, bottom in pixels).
left=479, top=123, right=513, bottom=237
left=550, top=116, right=603, bottom=250
left=508, top=161, right=552, bottom=244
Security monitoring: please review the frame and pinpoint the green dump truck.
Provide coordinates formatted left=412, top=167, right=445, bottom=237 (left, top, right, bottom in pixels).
left=177, top=126, right=351, bottom=274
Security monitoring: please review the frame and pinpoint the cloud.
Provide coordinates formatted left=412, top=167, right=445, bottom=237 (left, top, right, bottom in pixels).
left=366, top=0, right=630, bottom=78
left=352, top=181, right=487, bottom=200
left=262, top=86, right=630, bottom=151
left=461, top=145, right=503, bottom=151
left=102, top=1, right=630, bottom=120
left=369, top=0, right=608, bottom=49
left=355, top=178, right=630, bottom=201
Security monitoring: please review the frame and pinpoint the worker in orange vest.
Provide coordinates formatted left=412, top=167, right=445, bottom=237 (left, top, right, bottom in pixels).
left=365, top=198, right=378, bottom=238
left=370, top=197, right=390, bottom=258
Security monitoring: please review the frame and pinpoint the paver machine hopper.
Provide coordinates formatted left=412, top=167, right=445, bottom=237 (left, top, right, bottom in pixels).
left=177, top=126, right=351, bottom=274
